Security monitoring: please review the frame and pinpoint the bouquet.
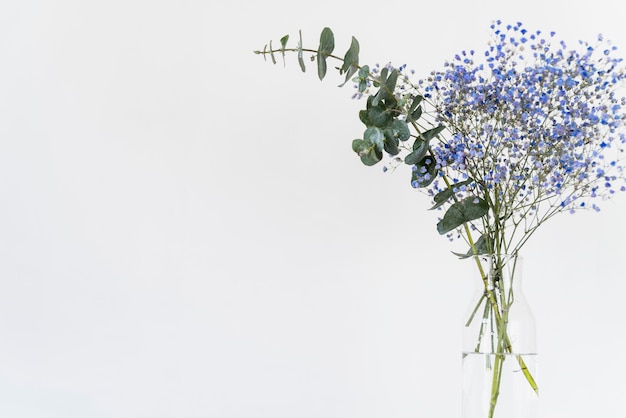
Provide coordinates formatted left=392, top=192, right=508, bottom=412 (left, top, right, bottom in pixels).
left=255, top=20, right=626, bottom=417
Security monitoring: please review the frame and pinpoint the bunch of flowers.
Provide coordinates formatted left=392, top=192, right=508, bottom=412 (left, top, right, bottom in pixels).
left=256, top=20, right=626, bottom=418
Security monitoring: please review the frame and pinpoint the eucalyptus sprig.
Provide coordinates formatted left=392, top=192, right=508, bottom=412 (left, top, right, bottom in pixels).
left=256, top=28, right=491, bottom=251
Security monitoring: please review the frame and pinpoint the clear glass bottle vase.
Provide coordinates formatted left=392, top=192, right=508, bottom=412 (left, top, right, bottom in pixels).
left=462, top=254, right=538, bottom=418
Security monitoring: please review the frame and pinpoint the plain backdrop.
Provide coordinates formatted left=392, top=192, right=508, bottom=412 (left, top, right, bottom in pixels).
left=1, top=0, right=625, bottom=417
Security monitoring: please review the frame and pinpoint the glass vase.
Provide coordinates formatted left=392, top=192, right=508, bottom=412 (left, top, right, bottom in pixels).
left=462, top=254, right=538, bottom=418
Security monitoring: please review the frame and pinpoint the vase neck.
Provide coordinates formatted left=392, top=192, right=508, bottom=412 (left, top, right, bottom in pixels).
left=464, top=253, right=535, bottom=354
left=476, top=254, right=523, bottom=293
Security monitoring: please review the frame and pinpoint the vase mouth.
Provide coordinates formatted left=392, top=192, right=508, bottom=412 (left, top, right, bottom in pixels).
left=471, top=254, right=524, bottom=285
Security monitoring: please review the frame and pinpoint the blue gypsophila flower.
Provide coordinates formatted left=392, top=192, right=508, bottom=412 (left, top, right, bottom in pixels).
left=396, top=21, right=626, bottom=251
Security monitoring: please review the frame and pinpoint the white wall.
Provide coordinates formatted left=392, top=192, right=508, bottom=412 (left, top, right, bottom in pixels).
left=1, top=1, right=625, bottom=417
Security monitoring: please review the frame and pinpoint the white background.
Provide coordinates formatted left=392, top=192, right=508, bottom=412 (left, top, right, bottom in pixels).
left=1, top=1, right=625, bottom=417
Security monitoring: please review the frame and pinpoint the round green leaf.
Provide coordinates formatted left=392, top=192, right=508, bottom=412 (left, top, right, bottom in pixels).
left=436, top=197, right=489, bottom=235
left=364, top=127, right=384, bottom=151
left=383, top=136, right=399, bottom=156
left=367, top=105, right=392, bottom=128
left=389, top=119, right=410, bottom=141
left=405, top=139, right=428, bottom=165
left=352, top=139, right=382, bottom=166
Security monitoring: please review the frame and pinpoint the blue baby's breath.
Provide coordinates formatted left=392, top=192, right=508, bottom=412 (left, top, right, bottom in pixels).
left=391, top=21, right=626, bottom=251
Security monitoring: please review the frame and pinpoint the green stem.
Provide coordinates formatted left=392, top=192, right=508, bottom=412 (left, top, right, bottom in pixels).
left=489, top=351, right=506, bottom=418
left=488, top=293, right=509, bottom=418
left=254, top=47, right=344, bottom=63
left=473, top=264, right=539, bottom=395
left=473, top=296, right=492, bottom=353
left=467, top=257, right=538, bottom=418
left=465, top=293, right=486, bottom=327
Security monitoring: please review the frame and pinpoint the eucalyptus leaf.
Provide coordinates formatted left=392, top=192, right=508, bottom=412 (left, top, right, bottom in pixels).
left=474, top=233, right=493, bottom=254
left=367, top=105, right=392, bottom=128
left=405, top=139, right=429, bottom=165
left=420, top=125, right=445, bottom=141
left=383, top=135, right=400, bottom=155
left=339, top=36, right=360, bottom=86
left=354, top=65, right=370, bottom=93
left=341, top=37, right=360, bottom=73
left=358, top=65, right=370, bottom=79
left=352, top=138, right=370, bottom=153
left=377, top=67, right=389, bottom=87
left=359, top=109, right=371, bottom=126
left=372, top=68, right=398, bottom=107
left=436, top=197, right=489, bottom=235
left=269, top=40, right=276, bottom=64
left=352, top=139, right=381, bottom=166
left=384, top=69, right=399, bottom=98
left=451, top=250, right=471, bottom=259
left=318, top=27, right=335, bottom=55
left=452, top=234, right=493, bottom=259
left=297, top=31, right=306, bottom=72
left=364, top=127, right=384, bottom=151
left=371, top=68, right=388, bottom=106
left=279, top=35, right=289, bottom=66
left=360, top=149, right=382, bottom=166
left=430, top=178, right=474, bottom=210
left=409, top=95, right=424, bottom=114
left=383, top=120, right=410, bottom=150
left=317, top=27, right=335, bottom=80
left=317, top=55, right=328, bottom=80
left=361, top=96, right=393, bottom=127
left=387, top=119, right=410, bottom=141
left=408, top=105, right=423, bottom=122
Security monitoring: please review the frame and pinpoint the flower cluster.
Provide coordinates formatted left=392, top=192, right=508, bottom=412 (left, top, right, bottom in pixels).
left=404, top=21, right=626, bottom=249
left=257, top=22, right=626, bottom=253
